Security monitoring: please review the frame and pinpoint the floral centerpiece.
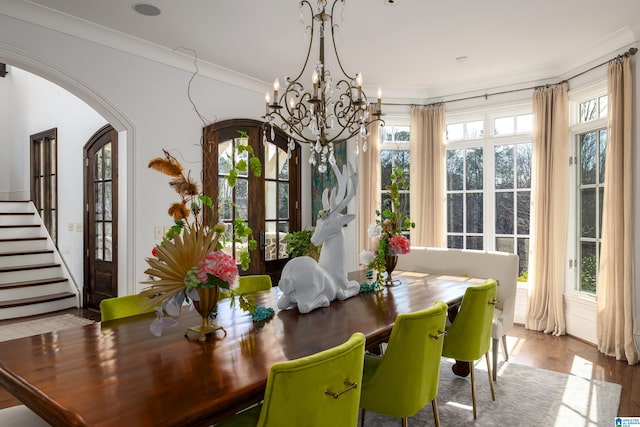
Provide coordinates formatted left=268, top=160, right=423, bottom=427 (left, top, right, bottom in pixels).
left=140, top=146, right=273, bottom=340
left=360, top=166, right=415, bottom=286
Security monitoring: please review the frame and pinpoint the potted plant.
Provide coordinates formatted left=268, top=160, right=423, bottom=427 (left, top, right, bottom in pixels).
left=283, top=229, right=321, bottom=261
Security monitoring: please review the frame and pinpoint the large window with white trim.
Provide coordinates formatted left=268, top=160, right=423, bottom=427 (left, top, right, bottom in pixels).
left=380, top=125, right=410, bottom=232
left=570, top=87, right=608, bottom=295
left=445, top=107, right=532, bottom=279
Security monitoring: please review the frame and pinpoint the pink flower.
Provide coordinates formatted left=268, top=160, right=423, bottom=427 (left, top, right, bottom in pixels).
left=389, top=234, right=411, bottom=255
left=196, top=250, right=238, bottom=287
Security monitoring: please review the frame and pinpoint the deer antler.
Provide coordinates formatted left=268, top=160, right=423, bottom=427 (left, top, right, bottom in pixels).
left=322, top=160, right=358, bottom=215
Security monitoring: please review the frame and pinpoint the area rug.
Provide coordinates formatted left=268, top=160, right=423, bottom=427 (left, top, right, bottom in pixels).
left=0, top=314, right=94, bottom=342
left=361, top=359, right=622, bottom=427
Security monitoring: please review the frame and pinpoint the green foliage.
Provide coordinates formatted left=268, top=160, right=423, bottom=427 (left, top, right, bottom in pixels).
left=580, top=254, right=597, bottom=294
left=284, top=230, right=321, bottom=260
left=518, top=271, right=528, bottom=282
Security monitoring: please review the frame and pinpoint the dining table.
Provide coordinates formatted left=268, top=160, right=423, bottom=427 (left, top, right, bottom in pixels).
left=0, top=270, right=484, bottom=427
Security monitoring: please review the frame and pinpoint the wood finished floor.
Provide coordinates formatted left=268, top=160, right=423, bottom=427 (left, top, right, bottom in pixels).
left=0, top=311, right=638, bottom=417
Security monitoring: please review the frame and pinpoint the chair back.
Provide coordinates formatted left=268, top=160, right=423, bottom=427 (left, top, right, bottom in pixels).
left=257, top=332, right=366, bottom=427
left=237, top=275, right=272, bottom=294
left=360, top=301, right=448, bottom=418
left=442, top=279, right=497, bottom=361
left=99, top=294, right=155, bottom=322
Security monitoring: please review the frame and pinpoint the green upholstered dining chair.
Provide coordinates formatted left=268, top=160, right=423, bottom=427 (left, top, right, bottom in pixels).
left=441, top=279, right=498, bottom=420
left=216, top=332, right=366, bottom=427
left=237, top=275, right=272, bottom=294
left=359, top=301, right=449, bottom=427
left=99, top=294, right=156, bottom=322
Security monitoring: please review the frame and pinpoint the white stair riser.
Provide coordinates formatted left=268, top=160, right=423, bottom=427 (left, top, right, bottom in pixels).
left=0, top=297, right=78, bottom=321
left=0, top=228, right=44, bottom=239
left=0, top=215, right=38, bottom=226
left=0, top=240, right=50, bottom=253
left=0, top=253, right=55, bottom=268
left=0, top=282, right=72, bottom=301
left=0, top=266, right=63, bottom=284
left=0, top=202, right=33, bottom=213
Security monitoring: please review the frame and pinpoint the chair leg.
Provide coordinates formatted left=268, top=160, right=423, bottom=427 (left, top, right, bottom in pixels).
left=402, top=417, right=408, bottom=427
left=492, top=337, right=499, bottom=382
left=501, top=334, right=509, bottom=361
left=485, top=352, right=496, bottom=401
left=432, top=399, right=441, bottom=427
left=470, top=362, right=477, bottom=420
left=360, top=408, right=365, bottom=427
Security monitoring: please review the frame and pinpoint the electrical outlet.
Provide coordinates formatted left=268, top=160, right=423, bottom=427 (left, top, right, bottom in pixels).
left=154, top=226, right=163, bottom=239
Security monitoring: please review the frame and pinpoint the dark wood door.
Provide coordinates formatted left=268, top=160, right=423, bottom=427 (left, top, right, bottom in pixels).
left=203, top=119, right=301, bottom=284
left=30, top=128, right=58, bottom=244
left=83, top=125, right=118, bottom=310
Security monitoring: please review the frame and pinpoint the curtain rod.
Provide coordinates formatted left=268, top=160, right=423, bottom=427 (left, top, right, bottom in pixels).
left=383, top=47, right=638, bottom=108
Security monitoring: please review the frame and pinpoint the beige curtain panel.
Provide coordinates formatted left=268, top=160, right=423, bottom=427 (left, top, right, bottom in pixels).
left=597, top=56, right=638, bottom=365
left=525, top=83, right=569, bottom=336
left=358, top=105, right=382, bottom=253
left=409, top=104, right=446, bottom=247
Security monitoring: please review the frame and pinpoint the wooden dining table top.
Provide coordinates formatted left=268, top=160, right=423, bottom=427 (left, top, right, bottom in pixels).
left=0, top=271, right=484, bottom=427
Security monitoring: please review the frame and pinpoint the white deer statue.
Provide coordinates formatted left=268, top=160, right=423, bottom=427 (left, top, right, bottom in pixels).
left=277, top=160, right=361, bottom=313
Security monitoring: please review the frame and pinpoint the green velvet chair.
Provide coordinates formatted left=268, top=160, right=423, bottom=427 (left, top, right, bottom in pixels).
left=237, top=275, right=272, bottom=294
left=99, top=294, right=156, bottom=322
left=216, top=332, right=366, bottom=427
left=359, top=301, right=449, bottom=427
left=441, top=279, right=498, bottom=420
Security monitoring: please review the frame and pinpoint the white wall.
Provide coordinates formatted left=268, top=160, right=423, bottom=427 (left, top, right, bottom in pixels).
left=7, top=67, right=107, bottom=288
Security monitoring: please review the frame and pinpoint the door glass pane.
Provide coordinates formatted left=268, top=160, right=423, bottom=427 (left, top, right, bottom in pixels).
left=517, top=238, right=530, bottom=278
left=95, top=148, right=103, bottom=180
left=104, top=182, right=112, bottom=221
left=236, top=178, right=248, bottom=221
left=265, top=221, right=277, bottom=261
left=265, top=142, right=277, bottom=179
left=580, top=241, right=597, bottom=293
left=96, top=183, right=103, bottom=221
left=516, top=144, right=532, bottom=188
left=265, top=181, right=277, bottom=219
left=236, top=143, right=249, bottom=177
left=219, top=178, right=233, bottom=221
left=278, top=147, right=289, bottom=179
left=104, top=143, right=112, bottom=179
left=218, top=140, right=233, bottom=174
left=50, top=138, right=57, bottom=174
left=95, top=222, right=103, bottom=260
left=599, top=129, right=607, bottom=184
left=278, top=222, right=289, bottom=259
left=105, top=222, right=112, bottom=262
left=278, top=182, right=289, bottom=219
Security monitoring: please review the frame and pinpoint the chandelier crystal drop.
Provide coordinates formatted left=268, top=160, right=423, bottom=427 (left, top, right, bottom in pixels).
left=263, top=0, right=384, bottom=172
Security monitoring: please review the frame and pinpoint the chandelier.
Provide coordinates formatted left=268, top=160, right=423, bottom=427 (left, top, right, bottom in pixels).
left=263, top=0, right=384, bottom=173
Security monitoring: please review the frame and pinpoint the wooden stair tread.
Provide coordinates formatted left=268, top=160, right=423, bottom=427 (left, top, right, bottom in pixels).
left=0, top=277, right=68, bottom=289
left=0, top=225, right=40, bottom=228
left=0, top=212, right=34, bottom=216
left=0, top=292, right=75, bottom=309
left=0, top=263, right=60, bottom=273
left=0, top=250, right=54, bottom=257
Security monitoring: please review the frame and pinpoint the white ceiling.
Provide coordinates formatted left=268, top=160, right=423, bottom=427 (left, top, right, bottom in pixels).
left=17, top=0, right=640, bottom=100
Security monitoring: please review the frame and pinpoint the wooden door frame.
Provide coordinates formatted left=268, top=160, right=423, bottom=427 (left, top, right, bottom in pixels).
left=83, top=124, right=118, bottom=309
left=30, top=128, right=58, bottom=244
left=203, top=119, right=301, bottom=282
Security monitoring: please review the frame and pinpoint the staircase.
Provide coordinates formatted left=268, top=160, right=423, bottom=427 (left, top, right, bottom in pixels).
left=0, top=201, right=79, bottom=320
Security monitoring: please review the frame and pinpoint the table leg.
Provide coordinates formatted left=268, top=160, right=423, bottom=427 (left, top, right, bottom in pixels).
left=447, top=303, right=471, bottom=377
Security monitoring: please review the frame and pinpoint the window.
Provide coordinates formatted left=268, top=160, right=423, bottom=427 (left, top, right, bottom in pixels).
left=571, top=90, right=608, bottom=295
left=380, top=126, right=410, bottom=234
left=446, top=110, right=532, bottom=279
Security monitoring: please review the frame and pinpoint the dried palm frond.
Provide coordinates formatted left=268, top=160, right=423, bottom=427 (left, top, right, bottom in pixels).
left=168, top=202, right=191, bottom=220
left=140, top=225, right=222, bottom=307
